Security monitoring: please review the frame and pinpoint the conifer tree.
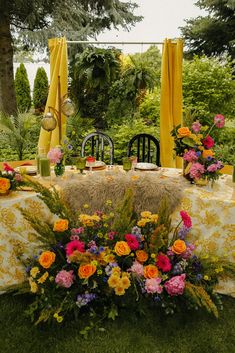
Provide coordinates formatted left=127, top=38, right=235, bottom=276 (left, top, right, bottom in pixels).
left=33, top=67, right=48, bottom=112
left=14, top=63, right=31, bottom=113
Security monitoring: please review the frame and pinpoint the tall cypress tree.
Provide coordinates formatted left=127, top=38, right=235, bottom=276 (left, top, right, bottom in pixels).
left=33, top=67, right=48, bottom=112
left=15, top=63, right=31, bottom=113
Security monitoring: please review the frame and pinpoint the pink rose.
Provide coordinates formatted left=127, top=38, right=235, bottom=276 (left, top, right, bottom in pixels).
left=130, top=261, right=144, bottom=276
left=55, top=270, right=74, bottom=288
left=191, top=121, right=201, bottom=133
left=214, top=114, right=225, bottom=128
left=202, top=135, right=214, bottom=149
left=164, top=274, right=186, bottom=296
left=156, top=254, right=172, bottom=272
left=145, top=277, right=163, bottom=294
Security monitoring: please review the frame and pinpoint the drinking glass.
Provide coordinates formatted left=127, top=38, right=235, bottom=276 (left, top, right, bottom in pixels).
left=122, top=157, right=132, bottom=172
left=86, top=156, right=96, bottom=173
left=76, top=157, right=86, bottom=174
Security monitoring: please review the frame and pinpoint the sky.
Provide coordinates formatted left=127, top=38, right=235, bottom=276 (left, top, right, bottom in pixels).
left=97, top=0, right=206, bottom=53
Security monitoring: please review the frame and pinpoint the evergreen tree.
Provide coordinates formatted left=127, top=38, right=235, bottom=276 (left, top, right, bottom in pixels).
left=33, top=67, right=48, bottom=112
left=0, top=0, right=141, bottom=115
left=15, top=63, right=31, bottom=113
left=180, top=0, right=235, bottom=59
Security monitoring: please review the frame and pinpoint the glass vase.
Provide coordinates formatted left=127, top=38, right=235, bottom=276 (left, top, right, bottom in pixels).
left=54, top=162, right=65, bottom=177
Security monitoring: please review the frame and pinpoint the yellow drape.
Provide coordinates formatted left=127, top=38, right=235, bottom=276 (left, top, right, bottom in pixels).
left=38, top=37, right=68, bottom=152
left=160, top=38, right=183, bottom=168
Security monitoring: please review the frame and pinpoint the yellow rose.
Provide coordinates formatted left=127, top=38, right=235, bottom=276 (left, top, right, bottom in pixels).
left=108, top=274, right=120, bottom=288
left=53, top=219, right=69, bottom=232
left=171, top=239, right=186, bottom=255
left=136, top=250, right=148, bottom=263
left=177, top=127, right=191, bottom=137
left=144, top=264, right=159, bottom=279
left=111, top=267, right=121, bottom=276
left=202, top=149, right=214, bottom=159
left=150, top=214, right=159, bottom=223
left=120, top=276, right=131, bottom=289
left=114, top=241, right=131, bottom=256
left=137, top=218, right=150, bottom=227
left=0, top=177, right=11, bottom=193
left=39, top=251, right=56, bottom=269
left=78, top=263, right=96, bottom=279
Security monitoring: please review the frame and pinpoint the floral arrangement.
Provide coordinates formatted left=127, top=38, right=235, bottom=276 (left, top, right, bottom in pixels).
left=47, top=146, right=64, bottom=164
left=171, top=115, right=225, bottom=184
left=17, top=181, right=234, bottom=332
left=0, top=162, right=23, bottom=194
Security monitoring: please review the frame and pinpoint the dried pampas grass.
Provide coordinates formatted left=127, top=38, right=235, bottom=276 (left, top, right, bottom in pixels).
left=60, top=171, right=183, bottom=215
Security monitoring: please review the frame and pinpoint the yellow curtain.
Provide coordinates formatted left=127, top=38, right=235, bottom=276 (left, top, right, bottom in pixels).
left=38, top=37, right=68, bottom=152
left=160, top=38, right=183, bottom=168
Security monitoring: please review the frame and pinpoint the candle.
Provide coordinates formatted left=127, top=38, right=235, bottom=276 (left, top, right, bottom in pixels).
left=39, top=158, right=51, bottom=177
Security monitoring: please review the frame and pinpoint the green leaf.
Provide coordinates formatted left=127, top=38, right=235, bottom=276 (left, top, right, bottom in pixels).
left=182, top=137, right=195, bottom=147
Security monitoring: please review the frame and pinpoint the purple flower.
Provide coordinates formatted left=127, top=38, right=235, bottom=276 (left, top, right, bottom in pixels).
left=76, top=293, right=96, bottom=308
left=178, top=225, right=190, bottom=239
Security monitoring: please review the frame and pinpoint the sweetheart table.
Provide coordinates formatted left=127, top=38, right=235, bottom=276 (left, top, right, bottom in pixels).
left=0, top=167, right=234, bottom=295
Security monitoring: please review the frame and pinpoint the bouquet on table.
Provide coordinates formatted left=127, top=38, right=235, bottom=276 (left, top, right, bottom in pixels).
left=0, top=162, right=23, bottom=195
left=171, top=115, right=225, bottom=184
left=17, top=181, right=234, bottom=332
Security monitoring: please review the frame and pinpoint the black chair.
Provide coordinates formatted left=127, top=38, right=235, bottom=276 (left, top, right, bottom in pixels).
left=127, top=133, right=160, bottom=166
left=81, top=131, right=114, bottom=165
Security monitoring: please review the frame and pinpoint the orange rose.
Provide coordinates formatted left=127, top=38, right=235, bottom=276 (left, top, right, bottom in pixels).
left=144, top=264, right=159, bottom=279
left=136, top=250, right=148, bottom=263
left=177, top=127, right=191, bottom=137
left=0, top=177, right=11, bottom=194
left=202, top=149, right=214, bottom=159
left=39, top=251, right=56, bottom=269
left=114, top=241, right=131, bottom=256
left=78, top=263, right=96, bottom=279
left=53, top=219, right=69, bottom=232
left=171, top=239, right=187, bottom=254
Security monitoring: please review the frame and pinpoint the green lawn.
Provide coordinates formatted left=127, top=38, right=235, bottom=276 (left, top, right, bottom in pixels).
left=0, top=294, right=234, bottom=353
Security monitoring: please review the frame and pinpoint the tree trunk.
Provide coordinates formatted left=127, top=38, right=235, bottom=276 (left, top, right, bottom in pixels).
left=0, top=12, right=17, bottom=115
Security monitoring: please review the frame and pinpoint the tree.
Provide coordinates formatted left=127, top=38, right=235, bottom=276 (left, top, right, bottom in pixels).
left=33, top=67, right=49, bottom=112
left=183, top=56, right=235, bottom=124
left=15, top=63, right=31, bottom=113
left=0, top=0, right=141, bottom=115
left=180, top=0, right=235, bottom=59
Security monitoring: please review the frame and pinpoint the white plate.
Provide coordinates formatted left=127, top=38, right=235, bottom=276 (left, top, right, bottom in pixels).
left=85, top=161, right=106, bottom=168
left=15, top=166, right=37, bottom=175
left=135, top=162, right=159, bottom=171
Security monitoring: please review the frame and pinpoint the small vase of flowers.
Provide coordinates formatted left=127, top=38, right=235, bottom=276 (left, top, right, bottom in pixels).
left=171, top=114, right=225, bottom=185
left=47, top=146, right=65, bottom=177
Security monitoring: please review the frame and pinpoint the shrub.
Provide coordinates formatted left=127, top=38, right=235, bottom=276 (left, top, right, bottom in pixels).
left=33, top=67, right=49, bottom=112
left=15, top=63, right=31, bottom=113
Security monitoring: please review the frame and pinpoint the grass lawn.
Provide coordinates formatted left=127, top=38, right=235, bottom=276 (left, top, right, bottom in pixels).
left=0, top=293, right=234, bottom=353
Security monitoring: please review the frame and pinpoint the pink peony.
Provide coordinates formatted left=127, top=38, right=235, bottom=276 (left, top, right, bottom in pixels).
left=66, top=240, right=85, bottom=256
left=164, top=274, right=186, bottom=296
left=183, top=149, right=198, bottom=163
left=202, top=135, right=214, bottom=149
left=130, top=261, right=144, bottom=276
left=125, top=234, right=139, bottom=250
left=145, top=277, right=163, bottom=294
left=189, top=162, right=205, bottom=179
left=207, top=163, right=218, bottom=172
left=214, top=114, right=225, bottom=128
left=47, top=147, right=63, bottom=164
left=156, top=254, right=172, bottom=272
left=180, top=211, right=192, bottom=228
left=55, top=270, right=74, bottom=288
left=191, top=121, right=202, bottom=133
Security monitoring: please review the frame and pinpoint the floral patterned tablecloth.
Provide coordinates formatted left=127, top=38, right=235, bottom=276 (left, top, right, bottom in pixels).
left=0, top=168, right=234, bottom=295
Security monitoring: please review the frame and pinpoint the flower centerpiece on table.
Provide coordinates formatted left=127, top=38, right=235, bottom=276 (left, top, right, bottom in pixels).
left=17, top=182, right=233, bottom=332
left=0, top=163, right=23, bottom=195
left=171, top=115, right=225, bottom=184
